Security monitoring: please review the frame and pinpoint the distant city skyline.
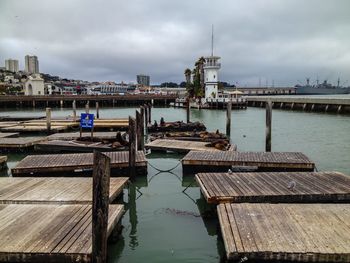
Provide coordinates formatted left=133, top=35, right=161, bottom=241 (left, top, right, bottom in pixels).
left=1, top=0, right=349, bottom=86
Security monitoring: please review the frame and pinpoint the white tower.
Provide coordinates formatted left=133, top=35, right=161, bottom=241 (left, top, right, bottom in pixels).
left=204, top=26, right=221, bottom=100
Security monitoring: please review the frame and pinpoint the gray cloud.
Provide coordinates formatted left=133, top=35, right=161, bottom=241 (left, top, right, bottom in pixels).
left=1, top=0, right=349, bottom=86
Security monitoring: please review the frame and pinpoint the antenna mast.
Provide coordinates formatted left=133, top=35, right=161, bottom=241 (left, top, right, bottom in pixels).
left=211, top=24, right=214, bottom=56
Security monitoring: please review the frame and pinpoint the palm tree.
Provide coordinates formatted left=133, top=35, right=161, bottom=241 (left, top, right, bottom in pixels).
left=184, top=68, right=191, bottom=84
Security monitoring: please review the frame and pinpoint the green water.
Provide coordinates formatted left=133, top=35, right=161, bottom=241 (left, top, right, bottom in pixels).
left=1, top=106, right=350, bottom=262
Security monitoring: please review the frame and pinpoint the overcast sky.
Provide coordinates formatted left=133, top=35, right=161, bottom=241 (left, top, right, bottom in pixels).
left=0, top=0, right=349, bottom=86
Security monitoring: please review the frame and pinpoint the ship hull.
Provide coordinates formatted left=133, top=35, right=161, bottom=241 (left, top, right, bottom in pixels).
left=296, top=87, right=350, bottom=95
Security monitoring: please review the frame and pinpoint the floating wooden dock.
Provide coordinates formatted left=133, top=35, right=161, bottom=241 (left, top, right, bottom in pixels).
left=0, top=156, right=7, bottom=170
left=145, top=139, right=235, bottom=153
left=93, top=119, right=129, bottom=130
left=196, top=171, right=350, bottom=204
left=0, top=137, right=46, bottom=151
left=218, top=203, right=350, bottom=261
left=0, top=115, right=45, bottom=121
left=182, top=151, right=315, bottom=174
left=0, top=203, right=123, bottom=263
left=34, top=140, right=125, bottom=153
left=47, top=131, right=124, bottom=141
left=0, top=177, right=128, bottom=204
left=0, top=132, right=19, bottom=138
left=12, top=151, right=147, bottom=176
left=0, top=120, right=77, bottom=133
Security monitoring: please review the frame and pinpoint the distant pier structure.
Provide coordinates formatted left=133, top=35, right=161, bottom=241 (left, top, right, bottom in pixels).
left=247, top=95, right=350, bottom=113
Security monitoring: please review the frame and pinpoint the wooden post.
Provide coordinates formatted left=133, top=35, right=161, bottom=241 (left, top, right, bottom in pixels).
left=96, top=102, right=100, bottom=119
left=136, top=110, right=142, bottom=150
left=140, top=106, right=145, bottom=147
left=148, top=103, right=152, bottom=124
left=226, top=102, right=232, bottom=137
left=92, top=151, right=110, bottom=263
left=265, top=100, right=272, bottom=152
left=60, top=100, right=64, bottom=108
left=128, top=116, right=136, bottom=177
left=144, top=104, right=148, bottom=131
left=186, top=98, right=190, bottom=123
left=46, top=107, right=51, bottom=134
left=72, top=100, right=77, bottom=121
left=85, top=101, right=89, bottom=114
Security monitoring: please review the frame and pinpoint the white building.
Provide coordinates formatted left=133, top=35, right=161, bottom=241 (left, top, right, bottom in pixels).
left=24, top=74, right=44, bottom=95
left=5, top=59, right=19, bottom=72
left=25, top=55, right=39, bottom=74
left=204, top=55, right=221, bottom=99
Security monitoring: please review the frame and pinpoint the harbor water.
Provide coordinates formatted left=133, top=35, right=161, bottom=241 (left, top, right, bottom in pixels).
left=1, top=106, right=350, bottom=263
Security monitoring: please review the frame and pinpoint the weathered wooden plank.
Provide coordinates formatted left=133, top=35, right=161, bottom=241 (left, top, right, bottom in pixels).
left=196, top=172, right=350, bottom=204
left=0, top=177, right=128, bottom=204
left=0, top=137, right=46, bottom=150
left=47, top=132, right=124, bottom=141
left=146, top=139, right=234, bottom=153
left=0, top=133, right=19, bottom=138
left=12, top=151, right=147, bottom=176
left=0, top=204, right=124, bottom=263
left=218, top=203, right=350, bottom=261
left=183, top=151, right=315, bottom=173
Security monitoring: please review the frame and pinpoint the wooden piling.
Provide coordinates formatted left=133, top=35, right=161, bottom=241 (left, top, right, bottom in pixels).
left=96, top=102, right=100, bottom=119
left=136, top=110, right=143, bottom=151
left=148, top=103, right=152, bottom=124
left=186, top=98, right=190, bottom=123
left=226, top=102, right=232, bottom=137
left=92, top=151, right=111, bottom=263
left=46, top=107, right=51, bottom=134
left=266, top=100, right=272, bottom=152
left=140, top=106, right=145, bottom=148
left=144, top=104, right=148, bottom=130
left=128, top=116, right=136, bottom=177
left=85, top=101, right=90, bottom=114
left=73, top=100, right=77, bottom=121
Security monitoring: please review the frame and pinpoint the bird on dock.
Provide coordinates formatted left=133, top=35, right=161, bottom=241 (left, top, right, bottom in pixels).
left=228, top=169, right=233, bottom=174
left=287, top=180, right=296, bottom=191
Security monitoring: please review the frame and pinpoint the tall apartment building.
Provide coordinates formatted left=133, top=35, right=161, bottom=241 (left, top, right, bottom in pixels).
left=5, top=59, right=19, bottom=72
left=25, top=55, right=39, bottom=74
left=137, top=74, right=150, bottom=86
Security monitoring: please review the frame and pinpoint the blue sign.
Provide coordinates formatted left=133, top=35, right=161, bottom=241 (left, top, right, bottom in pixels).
left=80, top=113, right=94, bottom=129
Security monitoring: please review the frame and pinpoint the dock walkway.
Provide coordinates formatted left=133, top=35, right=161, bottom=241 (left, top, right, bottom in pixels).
left=0, top=203, right=123, bottom=263
left=182, top=151, right=315, bottom=173
left=0, top=132, right=19, bottom=138
left=0, top=137, right=46, bottom=151
left=145, top=139, right=233, bottom=153
left=0, top=177, right=128, bottom=204
left=196, top=171, right=350, bottom=204
left=47, top=131, right=123, bottom=141
left=218, top=203, right=350, bottom=261
left=12, top=151, right=147, bottom=176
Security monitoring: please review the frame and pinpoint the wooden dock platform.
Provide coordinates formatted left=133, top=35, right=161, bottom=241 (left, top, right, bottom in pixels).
left=0, top=156, right=7, bottom=170
left=47, top=131, right=124, bottom=141
left=34, top=140, right=125, bottom=153
left=145, top=139, right=234, bottom=153
left=196, top=171, right=350, bottom=204
left=0, top=132, right=19, bottom=138
left=1, top=119, right=78, bottom=133
left=0, top=137, right=46, bottom=151
left=0, top=203, right=123, bottom=263
left=218, top=203, right=350, bottom=261
left=12, top=151, right=147, bottom=176
left=92, top=119, right=129, bottom=130
left=182, top=151, right=315, bottom=174
left=0, top=177, right=128, bottom=204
